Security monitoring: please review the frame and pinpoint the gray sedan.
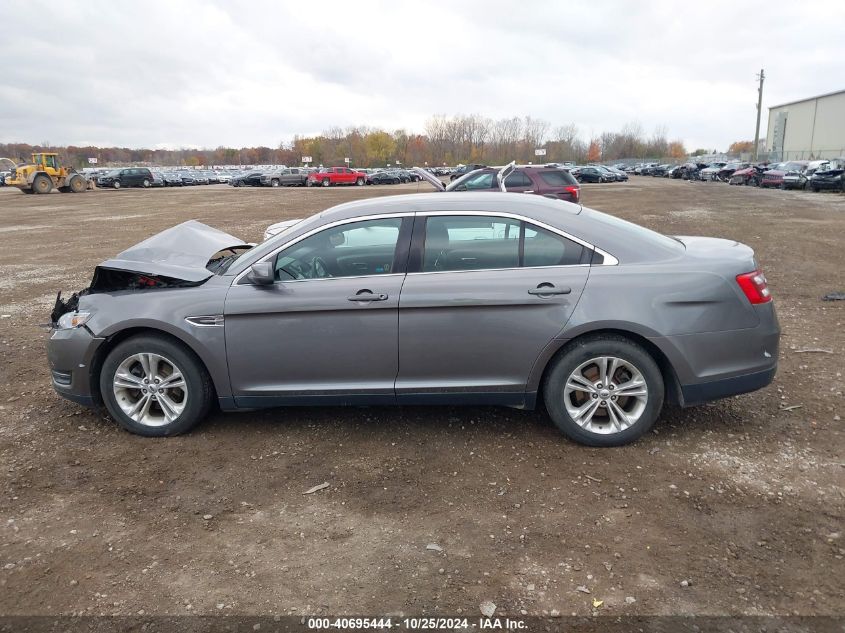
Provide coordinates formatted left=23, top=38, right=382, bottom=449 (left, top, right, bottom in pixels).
left=47, top=193, right=779, bottom=446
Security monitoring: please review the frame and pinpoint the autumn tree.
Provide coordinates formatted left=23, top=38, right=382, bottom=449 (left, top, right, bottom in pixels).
left=728, top=140, right=754, bottom=155
left=586, top=139, right=601, bottom=162
left=667, top=140, right=687, bottom=160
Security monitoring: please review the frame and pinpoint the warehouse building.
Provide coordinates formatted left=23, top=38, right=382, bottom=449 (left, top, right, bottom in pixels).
left=766, top=89, right=845, bottom=160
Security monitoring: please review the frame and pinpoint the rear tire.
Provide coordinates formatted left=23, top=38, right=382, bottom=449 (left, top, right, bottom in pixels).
left=543, top=335, right=664, bottom=447
left=271, top=179, right=280, bottom=187
left=356, top=177, right=364, bottom=186
left=99, top=335, right=213, bottom=437
left=142, top=179, right=150, bottom=188
left=32, top=174, right=53, bottom=194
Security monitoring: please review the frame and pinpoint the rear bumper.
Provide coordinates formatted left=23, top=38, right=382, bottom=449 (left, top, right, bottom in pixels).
left=680, top=365, right=776, bottom=407
left=658, top=302, right=780, bottom=407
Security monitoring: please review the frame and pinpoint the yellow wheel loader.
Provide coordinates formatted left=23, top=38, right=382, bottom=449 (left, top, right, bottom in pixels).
left=4, top=153, right=88, bottom=194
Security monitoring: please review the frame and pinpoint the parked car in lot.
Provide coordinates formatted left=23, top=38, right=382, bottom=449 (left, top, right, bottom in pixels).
left=432, top=165, right=581, bottom=203
left=96, top=168, right=155, bottom=189
left=180, top=172, right=197, bottom=186
left=698, top=163, right=727, bottom=181
left=807, top=160, right=845, bottom=192
left=606, top=166, right=629, bottom=181
left=230, top=171, right=265, bottom=187
left=728, top=164, right=766, bottom=186
left=781, top=160, right=828, bottom=190
left=716, top=162, right=749, bottom=183
left=162, top=173, right=184, bottom=187
left=307, top=166, right=367, bottom=187
left=574, top=166, right=612, bottom=183
left=47, top=192, right=779, bottom=447
left=150, top=173, right=165, bottom=187
left=450, top=163, right=487, bottom=181
left=760, top=161, right=807, bottom=188
left=261, top=168, right=309, bottom=187
left=368, top=170, right=401, bottom=185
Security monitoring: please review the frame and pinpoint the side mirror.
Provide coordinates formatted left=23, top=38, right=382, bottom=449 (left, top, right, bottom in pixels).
left=248, top=262, right=274, bottom=285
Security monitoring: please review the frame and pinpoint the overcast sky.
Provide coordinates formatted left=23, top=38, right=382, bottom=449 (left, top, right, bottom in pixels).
left=2, top=0, right=843, bottom=151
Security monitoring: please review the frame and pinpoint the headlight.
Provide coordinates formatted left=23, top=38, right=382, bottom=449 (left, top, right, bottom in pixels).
left=56, top=311, right=92, bottom=329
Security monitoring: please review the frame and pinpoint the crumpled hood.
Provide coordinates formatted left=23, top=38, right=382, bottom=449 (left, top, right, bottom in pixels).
left=97, top=220, right=247, bottom=282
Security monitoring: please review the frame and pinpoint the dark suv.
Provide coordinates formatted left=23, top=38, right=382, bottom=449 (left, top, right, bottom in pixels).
left=96, top=168, right=154, bottom=190
left=449, top=163, right=488, bottom=182
left=445, top=166, right=581, bottom=203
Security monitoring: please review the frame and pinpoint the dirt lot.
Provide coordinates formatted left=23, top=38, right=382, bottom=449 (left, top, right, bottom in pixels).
left=0, top=179, right=842, bottom=619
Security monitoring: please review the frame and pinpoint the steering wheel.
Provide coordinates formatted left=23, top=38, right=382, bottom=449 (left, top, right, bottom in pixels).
left=310, top=256, right=331, bottom=278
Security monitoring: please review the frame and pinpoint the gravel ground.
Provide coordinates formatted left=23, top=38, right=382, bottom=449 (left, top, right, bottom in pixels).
left=0, top=178, right=842, bottom=619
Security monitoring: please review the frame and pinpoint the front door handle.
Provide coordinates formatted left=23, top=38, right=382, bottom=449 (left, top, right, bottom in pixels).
left=528, top=284, right=571, bottom=296
left=348, top=290, right=388, bottom=302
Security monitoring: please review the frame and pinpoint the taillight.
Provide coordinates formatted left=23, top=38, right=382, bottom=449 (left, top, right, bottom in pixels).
left=564, top=185, right=580, bottom=202
left=736, top=269, right=772, bottom=304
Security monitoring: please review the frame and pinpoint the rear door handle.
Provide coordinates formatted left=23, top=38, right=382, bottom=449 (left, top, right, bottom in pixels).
left=528, top=284, right=571, bottom=296
left=348, top=291, right=388, bottom=302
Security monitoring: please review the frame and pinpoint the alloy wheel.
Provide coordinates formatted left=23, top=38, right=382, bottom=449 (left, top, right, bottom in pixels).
left=112, top=353, right=188, bottom=427
left=563, top=356, right=648, bottom=434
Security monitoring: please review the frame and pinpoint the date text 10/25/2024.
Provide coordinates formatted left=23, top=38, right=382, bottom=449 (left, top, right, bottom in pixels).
left=307, top=617, right=527, bottom=630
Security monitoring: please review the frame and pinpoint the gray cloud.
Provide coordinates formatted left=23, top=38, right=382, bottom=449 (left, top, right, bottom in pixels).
left=1, top=0, right=843, bottom=151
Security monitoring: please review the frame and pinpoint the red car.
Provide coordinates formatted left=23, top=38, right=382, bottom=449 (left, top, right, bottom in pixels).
left=760, top=161, right=807, bottom=188
left=307, top=166, right=367, bottom=187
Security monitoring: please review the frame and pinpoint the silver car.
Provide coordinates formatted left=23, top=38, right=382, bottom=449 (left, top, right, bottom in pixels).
left=47, top=193, right=779, bottom=446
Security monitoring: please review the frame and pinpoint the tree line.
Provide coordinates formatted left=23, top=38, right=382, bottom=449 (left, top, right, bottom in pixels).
left=1, top=114, right=691, bottom=169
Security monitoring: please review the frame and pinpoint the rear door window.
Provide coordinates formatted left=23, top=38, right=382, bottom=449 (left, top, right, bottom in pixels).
left=504, top=171, right=533, bottom=187
left=423, top=216, right=520, bottom=272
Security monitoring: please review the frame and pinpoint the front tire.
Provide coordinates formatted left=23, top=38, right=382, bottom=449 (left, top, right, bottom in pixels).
left=271, top=179, right=280, bottom=187
left=543, top=335, right=664, bottom=447
left=69, top=175, right=86, bottom=193
left=32, top=174, right=53, bottom=194
left=322, top=178, right=330, bottom=187
left=99, top=335, right=213, bottom=437
left=113, top=180, right=121, bottom=189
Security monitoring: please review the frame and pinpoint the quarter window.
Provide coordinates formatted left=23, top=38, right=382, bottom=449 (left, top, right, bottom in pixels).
left=274, top=218, right=403, bottom=281
left=504, top=171, right=533, bottom=187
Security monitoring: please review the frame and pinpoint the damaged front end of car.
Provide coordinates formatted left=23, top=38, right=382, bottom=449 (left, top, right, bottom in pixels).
left=50, top=220, right=252, bottom=326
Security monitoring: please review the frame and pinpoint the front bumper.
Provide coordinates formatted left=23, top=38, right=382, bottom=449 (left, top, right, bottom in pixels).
left=46, top=326, right=105, bottom=407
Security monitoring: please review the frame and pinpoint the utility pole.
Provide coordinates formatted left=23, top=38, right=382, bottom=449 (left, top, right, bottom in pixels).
left=753, top=68, right=765, bottom=161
